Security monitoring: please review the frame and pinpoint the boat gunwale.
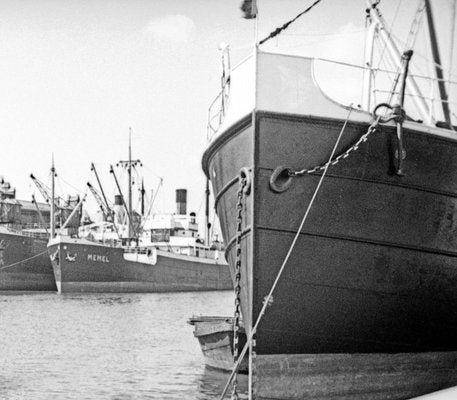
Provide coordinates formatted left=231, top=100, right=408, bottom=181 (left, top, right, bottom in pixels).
left=202, top=110, right=457, bottom=180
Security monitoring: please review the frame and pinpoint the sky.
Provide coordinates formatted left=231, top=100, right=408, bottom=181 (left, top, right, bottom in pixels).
left=0, top=0, right=455, bottom=232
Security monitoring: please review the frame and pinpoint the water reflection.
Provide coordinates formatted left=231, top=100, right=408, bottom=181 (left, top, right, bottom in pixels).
left=197, top=367, right=248, bottom=400
left=0, top=291, right=237, bottom=399
left=59, top=293, right=142, bottom=305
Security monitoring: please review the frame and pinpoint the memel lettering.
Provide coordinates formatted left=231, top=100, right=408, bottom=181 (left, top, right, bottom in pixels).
left=87, top=254, right=109, bottom=263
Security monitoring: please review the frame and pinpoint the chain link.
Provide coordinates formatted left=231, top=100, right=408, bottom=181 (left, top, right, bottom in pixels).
left=231, top=176, right=246, bottom=400
left=289, top=119, right=380, bottom=176
left=251, top=334, right=257, bottom=399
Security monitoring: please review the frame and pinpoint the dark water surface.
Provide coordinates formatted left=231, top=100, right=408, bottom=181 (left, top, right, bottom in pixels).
left=0, top=291, right=248, bottom=399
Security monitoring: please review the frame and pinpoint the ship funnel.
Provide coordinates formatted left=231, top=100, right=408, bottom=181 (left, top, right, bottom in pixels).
left=114, top=195, right=125, bottom=224
left=176, top=189, right=187, bottom=215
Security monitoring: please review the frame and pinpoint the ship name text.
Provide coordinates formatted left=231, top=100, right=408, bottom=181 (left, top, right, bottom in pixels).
left=88, top=254, right=109, bottom=263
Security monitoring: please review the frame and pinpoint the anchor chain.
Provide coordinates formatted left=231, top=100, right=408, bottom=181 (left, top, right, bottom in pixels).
left=290, top=119, right=380, bottom=177
left=270, top=108, right=380, bottom=193
left=231, top=174, right=247, bottom=400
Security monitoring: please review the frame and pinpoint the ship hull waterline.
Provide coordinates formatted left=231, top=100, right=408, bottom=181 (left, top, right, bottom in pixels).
left=0, top=230, right=56, bottom=292
left=202, top=110, right=457, bottom=399
left=48, top=237, right=232, bottom=293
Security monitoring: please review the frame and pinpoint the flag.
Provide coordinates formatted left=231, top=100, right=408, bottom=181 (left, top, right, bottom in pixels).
left=240, top=0, right=257, bottom=19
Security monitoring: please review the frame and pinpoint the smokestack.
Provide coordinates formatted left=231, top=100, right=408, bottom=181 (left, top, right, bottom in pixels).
left=176, top=189, right=187, bottom=215
left=114, top=195, right=125, bottom=224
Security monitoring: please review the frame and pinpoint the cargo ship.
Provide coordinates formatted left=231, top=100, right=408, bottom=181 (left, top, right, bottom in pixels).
left=48, top=189, right=232, bottom=293
left=0, top=173, right=82, bottom=292
left=202, top=1, right=457, bottom=399
left=47, top=139, right=232, bottom=293
left=0, top=176, right=55, bottom=291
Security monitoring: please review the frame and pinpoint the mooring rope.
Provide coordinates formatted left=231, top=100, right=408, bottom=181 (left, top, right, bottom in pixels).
left=219, top=105, right=359, bottom=400
left=259, top=0, right=323, bottom=45
left=0, top=249, right=49, bottom=272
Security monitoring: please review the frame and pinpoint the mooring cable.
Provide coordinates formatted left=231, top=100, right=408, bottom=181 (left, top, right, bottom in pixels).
left=0, top=249, right=50, bottom=272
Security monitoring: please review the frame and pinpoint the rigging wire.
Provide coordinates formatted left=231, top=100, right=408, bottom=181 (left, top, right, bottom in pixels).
left=138, top=177, right=163, bottom=231
left=258, top=0, right=323, bottom=46
left=58, top=175, right=86, bottom=196
left=450, top=0, right=456, bottom=81
left=196, top=191, right=205, bottom=216
left=391, top=32, right=457, bottom=81
left=404, top=0, right=426, bottom=51
left=0, top=250, right=49, bottom=272
left=373, top=40, right=398, bottom=108
left=390, top=0, right=426, bottom=108
left=374, top=0, right=403, bottom=75
left=282, top=29, right=364, bottom=37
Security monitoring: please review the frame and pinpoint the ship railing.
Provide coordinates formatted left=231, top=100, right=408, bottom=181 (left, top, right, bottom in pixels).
left=18, top=229, right=49, bottom=239
left=312, top=56, right=457, bottom=127
left=207, top=42, right=232, bottom=142
left=207, top=52, right=457, bottom=140
left=123, top=246, right=151, bottom=255
left=0, top=224, right=21, bottom=234
left=23, top=231, right=49, bottom=239
left=22, top=223, right=50, bottom=230
left=0, top=223, right=49, bottom=239
left=207, top=88, right=228, bottom=141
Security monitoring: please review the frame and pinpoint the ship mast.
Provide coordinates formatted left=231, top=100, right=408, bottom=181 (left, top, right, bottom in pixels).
left=140, top=178, right=145, bottom=217
left=424, top=0, right=454, bottom=130
left=115, top=129, right=141, bottom=240
left=110, top=164, right=136, bottom=240
left=128, top=128, right=133, bottom=238
left=205, top=179, right=210, bottom=245
left=50, top=155, right=55, bottom=238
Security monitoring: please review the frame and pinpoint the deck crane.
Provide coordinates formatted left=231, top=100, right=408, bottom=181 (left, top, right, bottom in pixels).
left=30, top=172, right=78, bottom=233
left=89, top=163, right=119, bottom=238
left=30, top=173, right=71, bottom=211
left=31, top=194, right=49, bottom=235
left=87, top=182, right=112, bottom=222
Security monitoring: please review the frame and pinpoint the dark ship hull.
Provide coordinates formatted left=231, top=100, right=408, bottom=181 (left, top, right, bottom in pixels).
left=48, top=236, right=232, bottom=293
left=202, top=52, right=457, bottom=399
left=0, top=229, right=56, bottom=291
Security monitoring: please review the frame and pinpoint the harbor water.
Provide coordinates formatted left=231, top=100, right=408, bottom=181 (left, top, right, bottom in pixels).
left=0, top=291, right=248, bottom=400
